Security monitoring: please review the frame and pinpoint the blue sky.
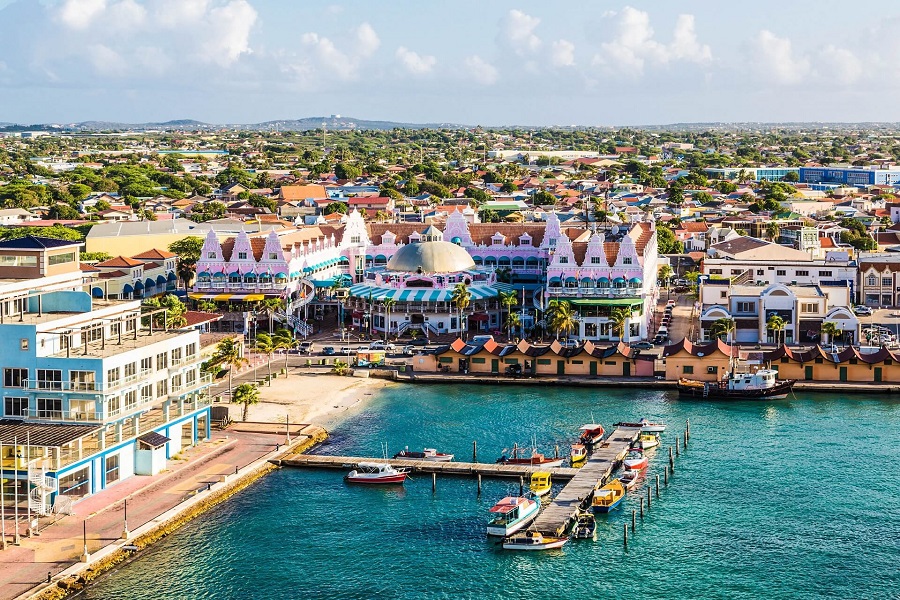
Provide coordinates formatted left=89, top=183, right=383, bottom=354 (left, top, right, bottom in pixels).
left=0, top=0, right=897, bottom=125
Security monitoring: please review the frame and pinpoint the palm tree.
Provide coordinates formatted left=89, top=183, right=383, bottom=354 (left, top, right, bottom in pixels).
left=766, top=314, right=787, bottom=346
left=212, top=337, right=248, bottom=397
left=505, top=312, right=521, bottom=339
left=498, top=291, right=518, bottom=338
left=549, top=300, right=578, bottom=340
left=450, top=282, right=471, bottom=338
left=709, top=317, right=736, bottom=343
left=658, top=264, right=673, bottom=289
left=766, top=222, right=781, bottom=242
left=176, top=259, right=195, bottom=291
left=257, top=298, right=286, bottom=334
left=272, top=328, right=296, bottom=376
left=253, top=332, right=275, bottom=386
left=232, top=382, right=260, bottom=422
left=382, top=298, right=397, bottom=341
left=609, top=307, right=631, bottom=342
left=820, top=321, right=841, bottom=350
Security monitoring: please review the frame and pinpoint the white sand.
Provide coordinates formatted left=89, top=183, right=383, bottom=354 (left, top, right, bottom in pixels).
left=229, top=371, right=393, bottom=427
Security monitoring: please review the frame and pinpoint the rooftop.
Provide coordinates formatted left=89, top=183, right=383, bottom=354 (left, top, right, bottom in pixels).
left=0, top=235, right=81, bottom=250
left=0, top=419, right=100, bottom=447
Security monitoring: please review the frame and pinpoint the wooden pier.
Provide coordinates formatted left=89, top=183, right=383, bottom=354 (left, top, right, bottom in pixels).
left=275, top=454, right=579, bottom=480
left=531, top=426, right=641, bottom=536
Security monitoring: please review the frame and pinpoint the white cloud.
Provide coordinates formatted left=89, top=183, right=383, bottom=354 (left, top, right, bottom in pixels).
left=87, top=43, right=128, bottom=76
left=818, top=45, right=861, bottom=85
left=299, top=23, right=381, bottom=81
left=201, top=0, right=257, bottom=65
left=551, top=40, right=575, bottom=67
left=464, top=55, right=498, bottom=85
left=396, top=47, right=436, bottom=75
left=503, top=9, right=542, bottom=55
left=57, top=0, right=107, bottom=30
left=751, top=30, right=810, bottom=85
left=592, top=7, right=712, bottom=76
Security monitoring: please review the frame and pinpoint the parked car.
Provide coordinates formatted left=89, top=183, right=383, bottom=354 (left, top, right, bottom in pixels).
left=322, top=346, right=336, bottom=356
left=340, top=346, right=354, bottom=355
left=401, top=345, right=417, bottom=356
left=367, top=341, right=396, bottom=351
left=408, top=338, right=429, bottom=346
left=652, top=335, right=669, bottom=345
left=630, top=341, right=653, bottom=350
left=853, top=305, right=873, bottom=316
left=297, top=341, right=314, bottom=354
left=559, top=339, right=579, bottom=348
left=471, top=335, right=495, bottom=345
left=505, top=363, right=522, bottom=376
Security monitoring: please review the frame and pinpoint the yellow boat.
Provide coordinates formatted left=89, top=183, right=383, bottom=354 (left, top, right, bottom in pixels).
left=591, top=478, right=625, bottom=513
left=529, top=471, right=552, bottom=497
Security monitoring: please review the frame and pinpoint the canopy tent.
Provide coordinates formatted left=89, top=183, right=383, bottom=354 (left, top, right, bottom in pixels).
left=347, top=283, right=498, bottom=303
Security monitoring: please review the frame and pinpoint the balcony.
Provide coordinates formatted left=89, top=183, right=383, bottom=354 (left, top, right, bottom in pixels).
left=24, top=380, right=101, bottom=393
left=546, top=286, right=643, bottom=298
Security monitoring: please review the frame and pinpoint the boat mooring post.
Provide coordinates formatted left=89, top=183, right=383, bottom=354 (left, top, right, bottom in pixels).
left=647, top=486, right=652, bottom=509
left=686, top=419, right=691, bottom=440
left=639, top=497, right=644, bottom=518
left=432, top=473, right=436, bottom=493
left=477, top=474, right=482, bottom=496
left=623, top=523, right=628, bottom=547
left=669, top=446, right=675, bottom=471
left=655, top=475, right=660, bottom=498
left=683, top=430, right=688, bottom=449
left=472, top=440, right=477, bottom=463
left=664, top=465, right=669, bottom=486
left=554, top=445, right=559, bottom=460
left=519, top=476, right=524, bottom=496
left=631, top=509, right=636, bottom=532
left=675, top=437, right=680, bottom=456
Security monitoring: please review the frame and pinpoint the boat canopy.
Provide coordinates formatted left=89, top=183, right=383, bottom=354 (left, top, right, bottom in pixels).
left=579, top=424, right=604, bottom=431
left=489, top=497, right=524, bottom=513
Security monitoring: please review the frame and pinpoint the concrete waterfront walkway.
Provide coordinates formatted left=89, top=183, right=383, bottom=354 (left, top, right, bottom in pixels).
left=0, top=427, right=306, bottom=600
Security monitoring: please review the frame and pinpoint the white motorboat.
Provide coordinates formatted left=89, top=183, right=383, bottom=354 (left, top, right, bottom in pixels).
left=487, top=496, right=540, bottom=537
left=502, top=531, right=568, bottom=551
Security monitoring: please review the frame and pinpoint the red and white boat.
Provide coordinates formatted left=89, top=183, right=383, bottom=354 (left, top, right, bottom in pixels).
left=578, top=424, right=605, bottom=445
left=496, top=445, right=564, bottom=468
left=487, top=496, right=540, bottom=536
left=619, top=469, right=643, bottom=490
left=393, top=447, right=454, bottom=462
left=622, top=449, right=649, bottom=471
left=344, top=462, right=409, bottom=484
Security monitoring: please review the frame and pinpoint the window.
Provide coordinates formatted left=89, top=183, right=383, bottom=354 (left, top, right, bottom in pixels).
left=48, top=252, right=76, bottom=266
left=141, top=384, right=153, bottom=403
left=125, top=318, right=136, bottom=332
left=207, top=252, right=216, bottom=259
left=537, top=359, right=552, bottom=365
left=683, top=366, right=694, bottom=374
left=36, top=369, right=62, bottom=390
left=0, top=255, right=38, bottom=267
left=756, top=270, right=764, bottom=276
left=171, top=374, right=183, bottom=391
left=156, top=352, right=168, bottom=370
left=237, top=252, right=247, bottom=260
left=707, top=366, right=718, bottom=374
left=591, top=256, right=601, bottom=264
left=141, top=357, right=153, bottom=373
left=623, top=257, right=632, bottom=265
left=736, top=301, right=755, bottom=313
left=108, top=395, right=121, bottom=416
left=186, top=369, right=197, bottom=387
left=868, top=275, right=877, bottom=286
left=721, top=291, right=727, bottom=299
left=350, top=235, right=361, bottom=244
left=268, top=253, right=277, bottom=260
left=801, top=303, right=818, bottom=313
left=709, top=269, right=723, bottom=275
left=796, top=270, right=809, bottom=277
left=559, top=256, right=568, bottom=264
left=110, top=322, right=120, bottom=337
left=105, top=454, right=120, bottom=485
left=69, top=371, right=96, bottom=391
left=3, top=368, right=28, bottom=388
left=471, top=357, right=486, bottom=364
left=186, top=343, right=197, bottom=359
left=776, top=270, right=786, bottom=277
left=819, top=270, right=832, bottom=277
left=124, top=390, right=137, bottom=410
left=36, top=398, right=62, bottom=419
left=124, top=362, right=136, bottom=379
left=883, top=278, right=892, bottom=287
left=172, top=347, right=183, bottom=365
left=59, top=467, right=90, bottom=497
left=4, top=397, right=27, bottom=417
left=156, top=379, right=168, bottom=397
left=106, top=367, right=120, bottom=387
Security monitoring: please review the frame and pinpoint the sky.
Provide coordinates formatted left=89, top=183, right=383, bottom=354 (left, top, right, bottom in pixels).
left=0, top=0, right=898, bottom=126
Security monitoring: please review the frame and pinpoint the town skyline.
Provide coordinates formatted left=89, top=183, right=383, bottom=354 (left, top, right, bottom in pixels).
left=2, top=0, right=900, bottom=126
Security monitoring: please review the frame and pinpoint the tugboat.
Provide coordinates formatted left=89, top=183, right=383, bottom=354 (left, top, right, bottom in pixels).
left=677, top=369, right=794, bottom=400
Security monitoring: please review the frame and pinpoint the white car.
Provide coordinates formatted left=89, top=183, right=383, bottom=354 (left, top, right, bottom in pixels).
left=853, top=306, right=873, bottom=316
left=367, top=341, right=396, bottom=351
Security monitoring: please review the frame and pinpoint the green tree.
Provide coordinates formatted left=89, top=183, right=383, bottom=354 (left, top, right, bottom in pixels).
left=782, top=171, right=800, bottom=182
left=256, top=298, right=285, bottom=334
left=68, top=183, right=92, bottom=201
left=382, top=298, right=397, bottom=340
left=334, top=162, right=362, bottom=180
left=609, top=307, right=631, bottom=342
left=450, top=282, right=472, bottom=338
left=766, top=314, right=787, bottom=346
left=479, top=208, right=501, bottom=223
left=324, top=201, right=348, bottom=215
left=249, top=194, right=277, bottom=213
left=656, top=225, right=684, bottom=254
left=81, top=251, right=112, bottom=262
left=820, top=321, right=841, bottom=350
left=188, top=201, right=226, bottom=223
left=142, top=294, right=187, bottom=329
left=169, top=236, right=204, bottom=289
left=498, top=290, right=518, bottom=338
left=548, top=299, right=578, bottom=340
left=212, top=337, right=247, bottom=397
left=232, top=382, right=260, bottom=422
left=709, top=317, right=736, bottom=343
left=253, top=332, right=276, bottom=385
left=658, top=264, right=673, bottom=288
left=272, top=328, right=296, bottom=375
left=48, top=204, right=81, bottom=220
left=0, top=224, right=85, bottom=242
left=505, top=312, right=521, bottom=339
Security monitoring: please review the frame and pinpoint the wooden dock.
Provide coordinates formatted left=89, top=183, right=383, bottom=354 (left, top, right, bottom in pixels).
left=275, top=454, right=580, bottom=480
left=531, top=426, right=641, bottom=536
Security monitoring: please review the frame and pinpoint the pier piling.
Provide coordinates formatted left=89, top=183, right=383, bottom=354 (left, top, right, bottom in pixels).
left=655, top=475, right=660, bottom=498
left=675, top=437, right=680, bottom=456
left=472, top=440, right=477, bottom=463
left=477, top=474, right=482, bottom=496
left=623, top=523, right=628, bottom=547
left=519, top=476, right=524, bottom=496
left=631, top=509, right=636, bottom=532
left=684, top=430, right=688, bottom=449
left=640, top=497, right=644, bottom=518
left=647, top=486, right=652, bottom=509
left=432, top=473, right=436, bottom=493
left=686, top=419, right=691, bottom=440
left=669, top=446, right=675, bottom=471
left=664, top=465, right=669, bottom=486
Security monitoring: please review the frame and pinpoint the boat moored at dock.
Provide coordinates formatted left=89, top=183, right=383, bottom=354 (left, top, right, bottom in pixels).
left=496, top=444, right=564, bottom=468
left=678, top=369, right=794, bottom=400
left=344, top=463, right=409, bottom=484
left=615, top=418, right=666, bottom=432
left=529, top=472, right=552, bottom=497
left=637, top=432, right=660, bottom=449
left=392, top=447, right=454, bottom=462
left=487, top=496, right=540, bottom=536
left=502, top=531, right=569, bottom=551
left=623, top=448, right=649, bottom=471
left=570, top=443, right=588, bottom=465
left=619, top=469, right=642, bottom=490
left=573, top=512, right=597, bottom=540
left=591, top=478, right=625, bottom=513
left=578, top=424, right=605, bottom=445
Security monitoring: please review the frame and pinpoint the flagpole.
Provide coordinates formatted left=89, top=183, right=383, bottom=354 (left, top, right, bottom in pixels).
left=26, top=432, right=31, bottom=537
left=1, top=438, right=6, bottom=549
left=13, top=435, right=19, bottom=545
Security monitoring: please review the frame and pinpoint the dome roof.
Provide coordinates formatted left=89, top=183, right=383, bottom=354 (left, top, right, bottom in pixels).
left=386, top=241, right=476, bottom=274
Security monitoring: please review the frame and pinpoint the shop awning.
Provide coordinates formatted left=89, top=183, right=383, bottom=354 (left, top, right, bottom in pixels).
left=347, top=284, right=498, bottom=302
left=188, top=293, right=267, bottom=302
left=566, top=298, right=643, bottom=307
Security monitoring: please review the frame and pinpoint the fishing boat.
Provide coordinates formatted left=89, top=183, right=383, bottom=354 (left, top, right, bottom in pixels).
left=619, top=469, right=642, bottom=490
left=638, top=432, right=660, bottom=449
left=487, top=496, right=541, bottom=536
left=392, top=447, right=454, bottom=462
left=496, top=444, right=564, bottom=468
left=529, top=472, right=552, bottom=497
left=623, top=448, right=649, bottom=471
left=591, top=478, right=626, bottom=513
left=573, top=512, right=597, bottom=540
left=502, top=531, right=569, bottom=551
left=678, top=369, right=794, bottom=400
left=570, top=443, right=588, bottom=465
left=344, top=462, right=409, bottom=484
left=578, top=424, right=605, bottom=445
left=615, top=418, right=666, bottom=432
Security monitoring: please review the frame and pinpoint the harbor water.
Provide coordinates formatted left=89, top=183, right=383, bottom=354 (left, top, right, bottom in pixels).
left=81, top=384, right=900, bottom=599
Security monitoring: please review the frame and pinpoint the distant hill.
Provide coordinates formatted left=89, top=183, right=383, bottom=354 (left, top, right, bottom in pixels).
left=0, top=116, right=464, bottom=132
left=246, top=115, right=462, bottom=131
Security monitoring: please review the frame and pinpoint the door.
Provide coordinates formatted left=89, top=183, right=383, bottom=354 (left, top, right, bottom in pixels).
left=874, top=367, right=882, bottom=382
left=491, top=359, right=499, bottom=374
left=804, top=366, right=813, bottom=381
left=839, top=367, right=847, bottom=382
left=589, top=361, right=597, bottom=376
left=557, top=360, right=565, bottom=375
left=623, top=361, right=631, bottom=377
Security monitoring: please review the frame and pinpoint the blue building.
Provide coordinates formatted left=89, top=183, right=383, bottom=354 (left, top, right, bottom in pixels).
left=0, top=237, right=213, bottom=515
left=799, top=167, right=900, bottom=187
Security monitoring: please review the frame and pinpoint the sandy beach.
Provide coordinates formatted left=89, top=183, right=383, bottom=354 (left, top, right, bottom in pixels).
left=226, top=372, right=394, bottom=427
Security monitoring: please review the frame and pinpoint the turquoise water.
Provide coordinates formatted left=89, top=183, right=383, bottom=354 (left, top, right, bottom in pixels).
left=81, top=384, right=900, bottom=599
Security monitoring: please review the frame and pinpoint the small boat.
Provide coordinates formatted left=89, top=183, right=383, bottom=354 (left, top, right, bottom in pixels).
left=529, top=472, right=552, bottom=497
left=392, top=447, right=454, bottom=462
left=502, top=531, right=568, bottom=551
left=573, top=512, right=597, bottom=540
left=344, top=462, right=409, bottom=484
left=638, top=432, right=660, bottom=450
left=486, top=496, right=540, bottom=536
left=677, top=369, right=794, bottom=400
left=619, top=469, right=643, bottom=490
left=570, top=443, right=588, bottom=465
left=591, top=478, right=626, bottom=513
left=578, top=424, right=605, bottom=445
left=496, top=444, right=564, bottom=468
left=615, top=418, right=666, bottom=432
left=623, top=448, right=649, bottom=471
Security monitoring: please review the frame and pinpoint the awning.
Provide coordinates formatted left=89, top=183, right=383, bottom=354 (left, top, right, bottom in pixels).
left=348, top=283, right=498, bottom=302
left=469, top=313, right=489, bottom=322
left=566, top=298, right=643, bottom=307
left=187, top=293, right=266, bottom=302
